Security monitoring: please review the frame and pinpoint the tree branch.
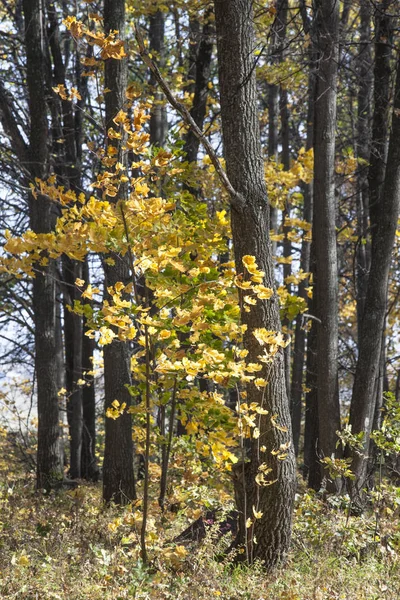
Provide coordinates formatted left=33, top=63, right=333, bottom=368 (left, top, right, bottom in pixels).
left=0, top=79, right=29, bottom=169
left=135, top=24, right=245, bottom=213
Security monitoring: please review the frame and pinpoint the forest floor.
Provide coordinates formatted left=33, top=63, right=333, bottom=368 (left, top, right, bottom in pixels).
left=0, top=473, right=399, bottom=600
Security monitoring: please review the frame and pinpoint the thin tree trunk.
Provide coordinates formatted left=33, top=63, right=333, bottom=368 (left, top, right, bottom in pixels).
left=102, top=0, right=136, bottom=504
left=62, top=256, right=83, bottom=479
left=291, top=47, right=315, bottom=456
left=303, top=302, right=320, bottom=490
left=268, top=0, right=288, bottom=251
left=149, top=10, right=167, bottom=147
left=183, top=10, right=213, bottom=164
left=81, top=258, right=99, bottom=480
left=355, top=0, right=373, bottom=336
left=312, top=0, right=341, bottom=488
left=214, top=0, right=296, bottom=570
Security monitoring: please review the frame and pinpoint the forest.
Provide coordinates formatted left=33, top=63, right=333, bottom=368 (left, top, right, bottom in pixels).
left=0, top=0, right=400, bottom=598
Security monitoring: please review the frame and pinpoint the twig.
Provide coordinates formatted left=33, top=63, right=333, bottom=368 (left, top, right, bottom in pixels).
left=134, top=24, right=245, bottom=213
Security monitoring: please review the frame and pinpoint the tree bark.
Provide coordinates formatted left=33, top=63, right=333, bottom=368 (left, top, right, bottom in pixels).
left=102, top=0, right=136, bottom=504
left=349, top=47, right=400, bottom=502
left=267, top=0, right=289, bottom=251
left=355, top=0, right=373, bottom=336
left=183, top=10, right=213, bottom=164
left=291, top=47, right=315, bottom=457
left=149, top=10, right=167, bottom=147
left=214, top=0, right=296, bottom=570
left=23, top=0, right=63, bottom=489
left=81, top=259, right=99, bottom=480
left=312, top=0, right=341, bottom=487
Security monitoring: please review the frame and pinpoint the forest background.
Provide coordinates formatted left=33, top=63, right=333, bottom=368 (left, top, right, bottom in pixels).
left=0, top=0, right=400, bottom=598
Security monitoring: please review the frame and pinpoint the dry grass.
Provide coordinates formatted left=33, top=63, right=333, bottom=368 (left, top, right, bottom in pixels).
left=0, top=476, right=399, bottom=599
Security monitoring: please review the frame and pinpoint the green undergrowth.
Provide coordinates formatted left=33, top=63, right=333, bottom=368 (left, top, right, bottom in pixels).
left=0, top=476, right=399, bottom=600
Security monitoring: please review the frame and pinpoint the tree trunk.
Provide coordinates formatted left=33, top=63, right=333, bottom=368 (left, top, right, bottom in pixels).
left=102, top=0, right=136, bottom=504
left=23, top=0, right=63, bottom=489
left=312, top=0, right=341, bottom=487
left=81, top=258, right=99, bottom=480
left=267, top=0, right=289, bottom=252
left=349, top=48, right=400, bottom=502
left=214, top=0, right=296, bottom=570
left=149, top=10, right=167, bottom=147
left=291, top=46, right=315, bottom=456
left=183, top=10, right=213, bottom=164
left=355, top=0, right=373, bottom=336
left=62, top=256, right=83, bottom=479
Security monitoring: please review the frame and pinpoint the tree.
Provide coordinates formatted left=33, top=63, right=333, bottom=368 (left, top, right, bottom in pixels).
left=312, top=0, right=341, bottom=489
left=349, top=23, right=400, bottom=502
left=214, top=0, right=296, bottom=569
left=102, top=0, right=136, bottom=504
left=22, top=0, right=63, bottom=489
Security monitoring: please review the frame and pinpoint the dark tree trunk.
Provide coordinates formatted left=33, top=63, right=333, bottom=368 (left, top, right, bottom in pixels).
left=303, top=306, right=320, bottom=490
left=355, top=0, right=373, bottom=336
left=149, top=10, right=167, bottom=147
left=214, top=0, right=296, bottom=570
left=183, top=10, right=214, bottom=164
left=81, top=259, right=99, bottom=480
left=312, top=0, right=341, bottom=487
left=267, top=0, right=289, bottom=250
left=46, top=0, right=90, bottom=480
left=102, top=0, right=136, bottom=504
left=349, top=48, right=400, bottom=502
left=63, top=256, right=83, bottom=479
left=55, top=283, right=66, bottom=468
left=368, top=1, right=393, bottom=238
left=23, top=0, right=63, bottom=489
left=291, top=48, right=315, bottom=456
left=279, top=7, right=291, bottom=401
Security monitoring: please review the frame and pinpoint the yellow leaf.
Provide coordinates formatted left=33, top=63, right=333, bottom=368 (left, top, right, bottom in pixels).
left=18, top=553, right=30, bottom=567
left=252, top=506, right=263, bottom=519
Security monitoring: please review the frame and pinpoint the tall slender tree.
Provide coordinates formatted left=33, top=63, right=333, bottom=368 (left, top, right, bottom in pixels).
left=214, top=0, right=296, bottom=569
left=349, top=19, right=400, bottom=502
left=22, top=0, right=63, bottom=489
left=102, top=0, right=136, bottom=504
left=312, top=0, right=341, bottom=487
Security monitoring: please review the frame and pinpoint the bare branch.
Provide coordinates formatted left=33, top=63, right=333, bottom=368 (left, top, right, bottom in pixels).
left=134, top=24, right=245, bottom=213
left=0, top=79, right=29, bottom=169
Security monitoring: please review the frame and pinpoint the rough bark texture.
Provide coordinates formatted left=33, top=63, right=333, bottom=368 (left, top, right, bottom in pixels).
left=214, top=0, right=296, bottom=570
left=312, top=0, right=341, bottom=484
left=23, top=0, right=63, bottom=489
left=102, top=0, right=136, bottom=504
left=349, top=48, right=400, bottom=500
